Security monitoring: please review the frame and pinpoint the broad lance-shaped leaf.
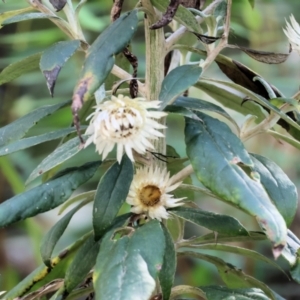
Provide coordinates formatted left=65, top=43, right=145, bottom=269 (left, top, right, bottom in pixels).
left=40, top=196, right=94, bottom=267
left=0, top=52, right=42, bottom=86
left=0, top=127, right=79, bottom=157
left=94, top=220, right=165, bottom=300
left=64, top=214, right=131, bottom=295
left=179, top=252, right=276, bottom=299
left=0, top=7, right=34, bottom=29
left=26, top=135, right=87, bottom=184
left=171, top=207, right=248, bottom=236
left=0, top=100, right=70, bottom=148
left=93, top=155, right=133, bottom=240
left=40, top=40, right=81, bottom=96
left=4, top=232, right=91, bottom=299
left=159, top=65, right=202, bottom=110
left=159, top=225, right=176, bottom=300
left=0, top=161, right=100, bottom=227
left=250, top=153, right=298, bottom=227
left=184, top=112, right=287, bottom=256
left=72, top=10, right=138, bottom=113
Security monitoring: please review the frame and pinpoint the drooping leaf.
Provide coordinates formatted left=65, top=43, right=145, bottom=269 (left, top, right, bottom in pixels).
left=180, top=252, right=275, bottom=299
left=93, top=155, right=133, bottom=240
left=94, top=220, right=165, bottom=300
left=194, top=79, right=266, bottom=122
left=4, top=232, right=91, bottom=299
left=185, top=112, right=287, bottom=255
left=150, top=0, right=200, bottom=32
left=171, top=96, right=239, bottom=130
left=250, top=153, right=298, bottom=227
left=40, top=197, right=93, bottom=267
left=192, top=32, right=221, bottom=44
left=202, top=286, right=270, bottom=300
left=26, top=135, right=87, bottom=184
left=72, top=10, right=138, bottom=112
left=0, top=7, right=34, bottom=29
left=159, top=225, right=176, bottom=300
left=171, top=207, right=248, bottom=236
left=159, top=65, right=202, bottom=110
left=0, top=52, right=42, bottom=86
left=237, top=45, right=291, bottom=64
left=64, top=214, right=131, bottom=294
left=40, top=40, right=81, bottom=96
left=1, top=12, right=59, bottom=25
left=49, top=0, right=67, bottom=11
left=0, top=100, right=70, bottom=147
left=0, top=127, right=79, bottom=156
left=0, top=161, right=100, bottom=227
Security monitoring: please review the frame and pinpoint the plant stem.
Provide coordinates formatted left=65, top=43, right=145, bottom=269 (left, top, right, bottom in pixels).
left=141, top=0, right=167, bottom=164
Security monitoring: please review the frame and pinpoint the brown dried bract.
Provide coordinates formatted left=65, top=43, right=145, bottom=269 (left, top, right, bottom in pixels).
left=110, top=0, right=125, bottom=22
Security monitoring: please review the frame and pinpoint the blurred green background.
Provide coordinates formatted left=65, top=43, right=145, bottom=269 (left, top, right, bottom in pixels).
left=1, top=0, right=300, bottom=298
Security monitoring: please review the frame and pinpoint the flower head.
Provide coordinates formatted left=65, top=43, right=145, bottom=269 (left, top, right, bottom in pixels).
left=126, top=165, right=185, bottom=221
left=283, top=15, right=300, bottom=55
left=85, top=95, right=167, bottom=163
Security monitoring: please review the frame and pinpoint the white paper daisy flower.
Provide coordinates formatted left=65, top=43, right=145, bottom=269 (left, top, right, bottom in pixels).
left=85, top=95, right=167, bottom=163
left=126, top=165, right=185, bottom=221
left=283, top=15, right=300, bottom=55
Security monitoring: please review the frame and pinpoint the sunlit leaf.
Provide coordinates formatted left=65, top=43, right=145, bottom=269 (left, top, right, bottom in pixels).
left=0, top=7, right=34, bottom=29
left=0, top=161, right=100, bottom=227
left=251, top=153, right=298, bottom=227
left=0, top=100, right=70, bottom=148
left=94, top=220, right=165, bottom=300
left=2, top=12, right=60, bottom=25
left=40, top=40, right=81, bottom=96
left=185, top=112, right=287, bottom=255
left=0, top=52, right=42, bottom=86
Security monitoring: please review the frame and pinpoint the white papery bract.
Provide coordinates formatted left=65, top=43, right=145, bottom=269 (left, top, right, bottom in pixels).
left=126, top=165, right=185, bottom=221
left=283, top=15, right=300, bottom=55
left=85, top=95, right=167, bottom=163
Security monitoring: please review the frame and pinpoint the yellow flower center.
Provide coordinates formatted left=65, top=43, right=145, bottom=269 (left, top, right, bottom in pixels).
left=139, top=185, right=161, bottom=207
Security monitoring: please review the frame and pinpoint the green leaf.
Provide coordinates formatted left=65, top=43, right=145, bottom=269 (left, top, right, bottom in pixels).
left=159, top=225, right=176, bottom=300
left=150, top=0, right=200, bottom=32
left=172, top=96, right=239, bottom=130
left=4, top=232, right=90, bottom=299
left=202, top=286, right=270, bottom=300
left=40, top=40, right=81, bottom=96
left=186, top=244, right=285, bottom=275
left=0, top=127, right=79, bottom=156
left=0, top=161, right=100, bottom=227
left=0, top=7, right=34, bottom=29
left=248, top=0, right=255, bottom=8
left=195, top=79, right=266, bottom=122
left=171, top=207, right=248, bottom=236
left=159, top=65, right=202, bottom=110
left=40, top=198, right=92, bottom=267
left=0, top=52, right=42, bottom=86
left=0, top=100, right=70, bottom=147
left=26, top=135, right=87, bottom=184
left=268, top=130, right=300, bottom=151
left=94, top=220, right=165, bottom=300
left=93, top=155, right=133, bottom=240
left=180, top=252, right=275, bottom=299
left=64, top=214, right=131, bottom=294
left=2, top=12, right=59, bottom=25
left=72, top=10, right=138, bottom=109
left=250, top=153, right=298, bottom=227
left=185, top=112, right=287, bottom=255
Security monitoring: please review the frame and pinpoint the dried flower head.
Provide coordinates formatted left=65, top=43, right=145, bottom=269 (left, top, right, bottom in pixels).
left=283, top=15, right=300, bottom=54
left=85, top=95, right=167, bottom=163
left=126, top=165, right=185, bottom=221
